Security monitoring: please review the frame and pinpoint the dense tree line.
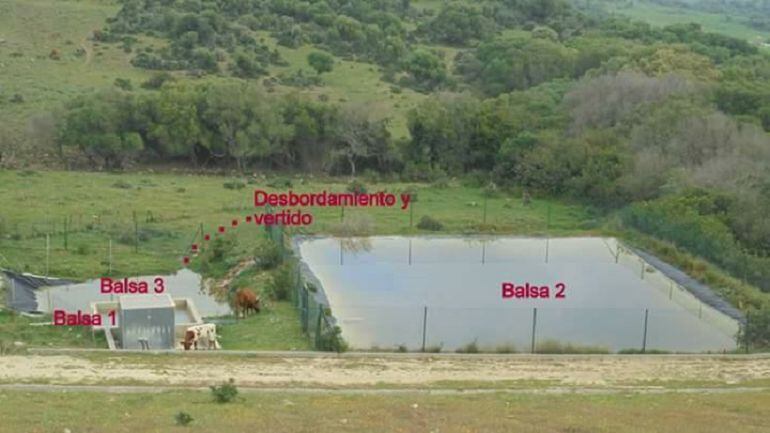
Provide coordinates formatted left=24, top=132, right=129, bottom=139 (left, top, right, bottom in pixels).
left=57, top=83, right=394, bottom=174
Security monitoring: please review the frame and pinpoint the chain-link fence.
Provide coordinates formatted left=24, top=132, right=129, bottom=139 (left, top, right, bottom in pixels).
left=284, top=235, right=745, bottom=353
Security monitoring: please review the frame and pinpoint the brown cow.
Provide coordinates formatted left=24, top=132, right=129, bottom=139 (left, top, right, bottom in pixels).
left=234, top=288, right=261, bottom=319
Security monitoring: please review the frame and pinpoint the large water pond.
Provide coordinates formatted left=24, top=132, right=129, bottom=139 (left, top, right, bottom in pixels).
left=297, top=236, right=739, bottom=353
left=36, top=269, right=230, bottom=318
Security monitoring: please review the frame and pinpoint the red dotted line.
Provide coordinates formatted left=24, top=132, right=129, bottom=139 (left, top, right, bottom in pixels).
left=182, top=214, right=253, bottom=266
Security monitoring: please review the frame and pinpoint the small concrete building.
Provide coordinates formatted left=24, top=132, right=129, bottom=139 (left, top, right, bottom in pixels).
left=119, top=294, right=175, bottom=350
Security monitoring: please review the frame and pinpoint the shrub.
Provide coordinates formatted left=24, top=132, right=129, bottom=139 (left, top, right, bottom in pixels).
left=74, top=244, right=91, bottom=255
left=255, top=241, right=283, bottom=270
left=267, top=177, right=292, bottom=188
left=174, top=411, right=193, bottom=426
left=223, top=180, right=245, bottom=190
left=267, top=262, right=294, bottom=301
left=416, top=215, right=443, bottom=231
left=535, top=340, right=609, bottom=354
left=111, top=180, right=132, bottom=189
left=347, top=179, right=367, bottom=194
left=318, top=325, right=348, bottom=353
left=141, top=72, right=175, bottom=89
left=114, top=78, right=133, bottom=91
left=739, top=308, right=770, bottom=349
left=210, top=378, right=238, bottom=403
left=456, top=340, right=479, bottom=353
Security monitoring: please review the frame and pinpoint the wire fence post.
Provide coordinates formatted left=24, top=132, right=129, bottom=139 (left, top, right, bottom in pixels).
left=314, top=304, right=324, bottom=349
left=421, top=305, right=428, bottom=352
left=133, top=210, right=139, bottom=253
left=641, top=308, right=649, bottom=353
left=530, top=307, right=538, bottom=353
left=108, top=238, right=113, bottom=276
left=45, top=233, right=50, bottom=278
left=744, top=311, right=750, bottom=354
left=63, top=216, right=69, bottom=251
left=482, top=195, right=488, bottom=225
left=340, top=206, right=345, bottom=222
left=408, top=239, right=412, bottom=265
left=409, top=201, right=414, bottom=227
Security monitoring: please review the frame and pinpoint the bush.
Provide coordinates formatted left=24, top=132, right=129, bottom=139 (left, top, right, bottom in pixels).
left=223, top=180, right=245, bottom=190
left=210, top=379, right=238, bottom=403
left=456, top=340, right=479, bottom=353
left=114, top=78, right=133, bottom=91
left=267, top=262, right=294, bottom=301
left=266, top=177, right=293, bottom=188
left=416, top=215, right=443, bottom=231
left=347, top=179, right=367, bottom=194
left=174, top=411, right=193, bottom=426
left=739, top=308, right=770, bottom=349
left=255, top=241, right=283, bottom=270
left=317, top=325, right=348, bottom=353
left=141, top=72, right=175, bottom=89
left=111, top=180, right=133, bottom=189
left=535, top=340, right=609, bottom=354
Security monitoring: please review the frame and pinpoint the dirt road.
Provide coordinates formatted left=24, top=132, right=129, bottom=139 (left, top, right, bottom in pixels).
left=1, top=351, right=768, bottom=390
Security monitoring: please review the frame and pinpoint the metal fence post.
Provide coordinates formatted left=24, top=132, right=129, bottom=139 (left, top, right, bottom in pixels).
left=45, top=233, right=50, bottom=278
left=530, top=307, right=538, bottom=353
left=482, top=195, right=488, bottom=224
left=314, top=304, right=323, bottom=349
left=133, top=210, right=139, bottom=253
left=408, top=239, right=412, bottom=265
left=745, top=311, right=750, bottom=354
left=421, top=306, right=428, bottom=352
left=641, top=309, right=649, bottom=353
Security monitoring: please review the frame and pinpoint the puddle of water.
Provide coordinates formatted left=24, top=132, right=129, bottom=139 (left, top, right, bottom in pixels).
left=37, top=269, right=231, bottom=318
left=298, top=236, right=739, bottom=352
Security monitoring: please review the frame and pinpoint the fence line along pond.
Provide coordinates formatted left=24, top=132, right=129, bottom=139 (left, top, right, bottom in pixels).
left=295, top=236, right=740, bottom=353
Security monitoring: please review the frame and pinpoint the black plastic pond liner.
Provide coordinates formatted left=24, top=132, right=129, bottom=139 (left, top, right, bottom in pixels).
left=1, top=269, right=72, bottom=313
left=629, top=248, right=746, bottom=323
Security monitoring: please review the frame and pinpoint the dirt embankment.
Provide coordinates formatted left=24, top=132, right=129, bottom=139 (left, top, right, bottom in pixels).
left=1, top=353, right=768, bottom=389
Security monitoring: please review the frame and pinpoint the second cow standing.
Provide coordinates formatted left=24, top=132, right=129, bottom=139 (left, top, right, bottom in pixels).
left=234, top=288, right=261, bottom=319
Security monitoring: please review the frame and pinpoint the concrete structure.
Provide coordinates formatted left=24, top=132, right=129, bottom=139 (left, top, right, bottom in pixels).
left=119, top=294, right=175, bottom=350
left=91, top=295, right=203, bottom=350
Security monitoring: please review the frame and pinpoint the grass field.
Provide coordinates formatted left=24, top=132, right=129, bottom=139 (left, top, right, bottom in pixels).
left=606, top=1, right=770, bottom=46
left=0, top=170, right=596, bottom=280
left=0, top=388, right=768, bottom=433
left=0, top=310, right=105, bottom=351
